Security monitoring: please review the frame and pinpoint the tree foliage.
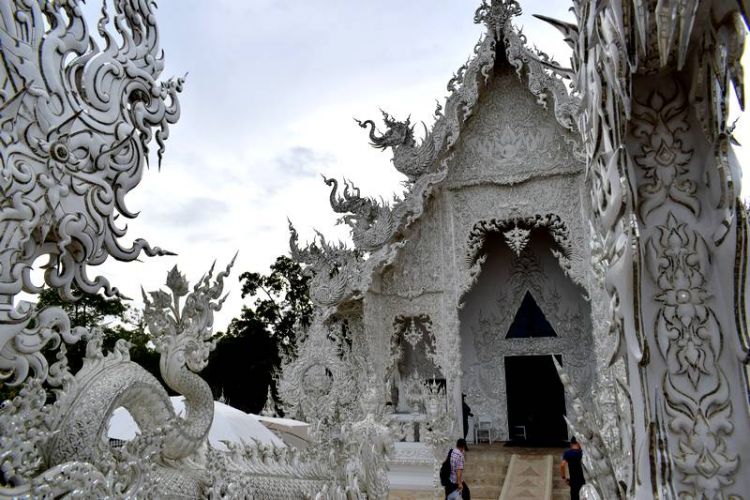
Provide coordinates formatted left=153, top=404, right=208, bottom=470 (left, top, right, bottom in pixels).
left=203, top=255, right=312, bottom=414
left=237, top=255, right=313, bottom=359
left=0, top=288, right=161, bottom=401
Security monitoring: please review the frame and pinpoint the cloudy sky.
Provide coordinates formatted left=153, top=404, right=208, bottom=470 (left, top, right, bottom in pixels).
left=89, top=1, right=749, bottom=331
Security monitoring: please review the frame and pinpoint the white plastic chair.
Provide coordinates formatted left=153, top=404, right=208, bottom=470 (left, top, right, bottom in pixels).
left=511, top=424, right=527, bottom=441
left=474, top=416, right=493, bottom=444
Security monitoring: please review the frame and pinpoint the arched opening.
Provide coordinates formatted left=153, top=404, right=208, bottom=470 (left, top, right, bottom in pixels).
left=459, top=221, right=592, bottom=443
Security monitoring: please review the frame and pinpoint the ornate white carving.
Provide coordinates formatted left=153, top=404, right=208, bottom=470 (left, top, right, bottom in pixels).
left=466, top=214, right=578, bottom=285
left=534, top=0, right=750, bottom=496
left=283, top=2, right=598, bottom=493
left=278, top=0, right=750, bottom=497
left=0, top=2, right=378, bottom=496
left=279, top=314, right=358, bottom=431
left=0, top=0, right=180, bottom=386
left=0, top=263, right=251, bottom=497
left=461, top=243, right=593, bottom=440
left=503, top=226, right=531, bottom=256
left=646, top=213, right=739, bottom=493
left=631, top=87, right=697, bottom=219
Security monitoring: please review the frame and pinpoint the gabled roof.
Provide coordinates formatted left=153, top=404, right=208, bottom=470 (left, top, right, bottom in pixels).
left=292, top=0, right=582, bottom=309
left=354, top=0, right=579, bottom=185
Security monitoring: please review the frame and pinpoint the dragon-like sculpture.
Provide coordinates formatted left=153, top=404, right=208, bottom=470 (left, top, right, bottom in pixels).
left=0, top=1, right=202, bottom=494
left=355, top=112, right=438, bottom=182
left=323, top=176, right=397, bottom=252
left=288, top=220, right=364, bottom=308
left=0, top=0, right=181, bottom=387
left=0, top=1, right=378, bottom=497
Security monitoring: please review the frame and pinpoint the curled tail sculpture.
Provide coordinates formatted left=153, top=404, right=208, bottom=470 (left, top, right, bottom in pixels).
left=40, top=262, right=232, bottom=498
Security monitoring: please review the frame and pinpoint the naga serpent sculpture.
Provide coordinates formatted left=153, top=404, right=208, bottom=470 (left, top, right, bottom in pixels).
left=0, top=2, right=367, bottom=497
left=355, top=112, right=437, bottom=182
left=0, top=1, right=221, bottom=496
left=0, top=2, right=391, bottom=497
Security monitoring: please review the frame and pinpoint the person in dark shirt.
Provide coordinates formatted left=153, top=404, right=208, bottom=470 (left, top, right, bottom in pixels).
left=560, top=436, right=585, bottom=500
left=461, top=394, right=473, bottom=440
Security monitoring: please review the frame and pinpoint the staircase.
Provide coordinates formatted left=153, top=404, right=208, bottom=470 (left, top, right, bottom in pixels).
left=389, top=444, right=568, bottom=500
left=463, top=445, right=510, bottom=499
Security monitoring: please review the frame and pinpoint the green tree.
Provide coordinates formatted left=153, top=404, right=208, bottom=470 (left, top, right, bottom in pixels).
left=204, top=255, right=312, bottom=414
left=0, top=288, right=161, bottom=402
left=37, top=287, right=128, bottom=330
left=36, top=288, right=159, bottom=374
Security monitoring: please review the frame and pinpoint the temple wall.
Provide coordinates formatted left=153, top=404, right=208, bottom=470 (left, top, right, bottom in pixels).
left=364, top=55, right=599, bottom=440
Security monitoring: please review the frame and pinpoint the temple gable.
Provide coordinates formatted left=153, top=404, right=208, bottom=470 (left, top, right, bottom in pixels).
left=446, top=62, right=582, bottom=187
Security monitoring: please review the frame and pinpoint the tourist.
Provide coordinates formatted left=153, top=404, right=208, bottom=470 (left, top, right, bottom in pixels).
left=461, top=394, right=473, bottom=439
left=446, top=438, right=471, bottom=499
left=560, top=436, right=585, bottom=500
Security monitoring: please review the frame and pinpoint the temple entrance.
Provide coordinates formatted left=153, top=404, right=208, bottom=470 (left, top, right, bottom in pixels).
left=459, top=228, right=592, bottom=442
left=505, top=354, right=567, bottom=445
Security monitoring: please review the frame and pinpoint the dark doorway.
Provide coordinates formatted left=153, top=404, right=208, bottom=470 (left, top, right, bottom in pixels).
left=505, top=354, right=567, bottom=445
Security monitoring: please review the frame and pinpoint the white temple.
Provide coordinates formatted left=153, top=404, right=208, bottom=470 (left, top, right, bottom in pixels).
left=281, top=0, right=750, bottom=497
left=1, top=0, right=749, bottom=498
left=281, top=0, right=592, bottom=482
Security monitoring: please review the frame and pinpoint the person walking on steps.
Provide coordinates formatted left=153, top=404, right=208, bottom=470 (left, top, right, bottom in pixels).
left=446, top=438, right=471, bottom=500
left=561, top=436, right=585, bottom=500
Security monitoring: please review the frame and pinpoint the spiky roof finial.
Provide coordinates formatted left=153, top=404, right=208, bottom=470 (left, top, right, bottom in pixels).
left=473, top=0, right=522, bottom=29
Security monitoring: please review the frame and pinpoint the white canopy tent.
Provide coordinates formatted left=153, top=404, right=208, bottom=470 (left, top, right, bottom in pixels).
left=108, top=396, right=285, bottom=451
left=255, top=415, right=311, bottom=450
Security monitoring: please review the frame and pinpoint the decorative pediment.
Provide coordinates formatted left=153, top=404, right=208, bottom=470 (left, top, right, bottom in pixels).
left=316, top=0, right=582, bottom=283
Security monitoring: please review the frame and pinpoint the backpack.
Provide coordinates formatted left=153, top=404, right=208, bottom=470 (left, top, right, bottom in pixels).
left=439, top=449, right=453, bottom=486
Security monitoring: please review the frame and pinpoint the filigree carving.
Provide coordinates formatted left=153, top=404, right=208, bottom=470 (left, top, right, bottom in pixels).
left=279, top=315, right=358, bottom=431
left=500, top=12, right=580, bottom=133
left=0, top=378, right=53, bottom=483
left=343, top=387, right=394, bottom=500
left=289, top=221, right=362, bottom=308
left=537, top=0, right=750, bottom=495
left=447, top=73, right=581, bottom=187
left=466, top=214, right=574, bottom=279
left=503, top=226, right=531, bottom=256
left=631, top=83, right=697, bottom=220
left=386, top=314, right=442, bottom=414
left=282, top=0, right=749, bottom=496
left=0, top=0, right=180, bottom=307
left=205, top=442, right=346, bottom=498
left=1, top=1, right=375, bottom=496
left=0, top=306, right=86, bottom=386
left=646, top=213, right=738, bottom=494
left=394, top=315, right=434, bottom=349
left=324, top=176, right=397, bottom=252
left=356, top=112, right=439, bottom=182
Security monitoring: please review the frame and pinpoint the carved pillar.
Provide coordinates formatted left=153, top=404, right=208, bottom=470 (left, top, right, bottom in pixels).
left=625, top=73, right=750, bottom=496
left=567, top=1, right=750, bottom=497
